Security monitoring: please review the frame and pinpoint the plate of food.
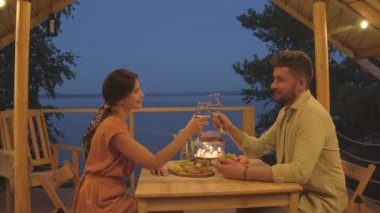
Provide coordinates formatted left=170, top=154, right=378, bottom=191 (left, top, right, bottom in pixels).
left=168, top=160, right=214, bottom=178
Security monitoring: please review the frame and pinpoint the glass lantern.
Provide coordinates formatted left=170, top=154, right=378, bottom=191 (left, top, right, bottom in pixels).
left=194, top=131, right=225, bottom=160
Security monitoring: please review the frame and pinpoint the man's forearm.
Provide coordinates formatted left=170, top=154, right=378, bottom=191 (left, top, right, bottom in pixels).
left=228, top=125, right=244, bottom=147
left=246, top=165, right=273, bottom=182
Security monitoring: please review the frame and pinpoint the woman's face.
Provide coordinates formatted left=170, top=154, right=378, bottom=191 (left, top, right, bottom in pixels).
left=121, top=80, right=144, bottom=110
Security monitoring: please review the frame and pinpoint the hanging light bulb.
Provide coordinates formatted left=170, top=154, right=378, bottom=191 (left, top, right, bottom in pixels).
left=360, top=20, right=368, bottom=29
left=47, top=13, right=58, bottom=36
left=0, top=0, right=6, bottom=8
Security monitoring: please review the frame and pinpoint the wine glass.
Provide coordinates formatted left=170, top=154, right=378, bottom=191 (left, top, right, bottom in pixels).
left=207, top=93, right=225, bottom=133
left=207, top=93, right=224, bottom=114
left=194, top=102, right=211, bottom=119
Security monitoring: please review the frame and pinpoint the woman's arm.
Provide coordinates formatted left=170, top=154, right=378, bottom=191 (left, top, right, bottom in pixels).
left=111, top=116, right=208, bottom=169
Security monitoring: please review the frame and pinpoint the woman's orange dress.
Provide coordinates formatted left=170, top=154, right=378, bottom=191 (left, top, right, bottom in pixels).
left=73, top=115, right=137, bottom=213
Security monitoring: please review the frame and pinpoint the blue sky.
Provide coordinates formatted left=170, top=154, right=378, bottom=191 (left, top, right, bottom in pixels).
left=54, top=0, right=268, bottom=94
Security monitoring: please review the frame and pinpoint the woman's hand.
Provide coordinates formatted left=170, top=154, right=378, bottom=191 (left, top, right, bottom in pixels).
left=150, top=166, right=169, bottom=176
left=183, top=115, right=209, bottom=136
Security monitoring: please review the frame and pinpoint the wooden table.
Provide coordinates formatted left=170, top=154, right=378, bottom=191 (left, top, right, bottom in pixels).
left=135, top=161, right=302, bottom=213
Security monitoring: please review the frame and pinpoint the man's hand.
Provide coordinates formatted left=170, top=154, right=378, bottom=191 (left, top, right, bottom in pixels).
left=214, top=158, right=247, bottom=180
left=213, top=113, right=234, bottom=133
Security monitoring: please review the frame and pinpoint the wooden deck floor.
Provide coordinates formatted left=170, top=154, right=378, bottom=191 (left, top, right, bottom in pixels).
left=1, top=187, right=379, bottom=213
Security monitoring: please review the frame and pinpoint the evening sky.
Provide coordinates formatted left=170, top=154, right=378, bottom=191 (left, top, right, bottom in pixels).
left=54, top=0, right=267, bottom=94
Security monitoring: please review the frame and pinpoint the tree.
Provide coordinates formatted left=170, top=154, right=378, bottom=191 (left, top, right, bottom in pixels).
left=233, top=1, right=380, bottom=200
left=0, top=6, right=78, bottom=110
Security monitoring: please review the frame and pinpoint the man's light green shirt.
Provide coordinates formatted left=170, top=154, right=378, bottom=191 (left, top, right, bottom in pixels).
left=240, top=90, right=347, bottom=212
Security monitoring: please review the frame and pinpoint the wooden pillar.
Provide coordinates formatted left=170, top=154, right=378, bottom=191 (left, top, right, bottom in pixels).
left=242, top=107, right=255, bottom=136
left=313, top=0, right=330, bottom=112
left=14, top=0, right=31, bottom=212
left=128, top=111, right=136, bottom=194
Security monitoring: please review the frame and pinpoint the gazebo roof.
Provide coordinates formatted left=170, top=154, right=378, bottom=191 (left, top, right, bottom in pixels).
left=272, top=0, right=380, bottom=79
left=0, top=0, right=74, bottom=49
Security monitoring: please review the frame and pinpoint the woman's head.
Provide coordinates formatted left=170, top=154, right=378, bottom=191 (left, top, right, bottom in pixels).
left=102, top=68, right=139, bottom=106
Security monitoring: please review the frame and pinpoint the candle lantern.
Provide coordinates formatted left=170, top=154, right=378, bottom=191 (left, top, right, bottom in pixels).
left=194, top=131, right=225, bottom=161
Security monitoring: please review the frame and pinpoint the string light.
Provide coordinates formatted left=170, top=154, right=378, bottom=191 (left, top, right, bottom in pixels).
left=360, top=20, right=369, bottom=29
left=0, top=0, right=6, bottom=8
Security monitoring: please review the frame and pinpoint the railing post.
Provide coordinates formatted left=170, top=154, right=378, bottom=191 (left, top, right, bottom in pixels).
left=129, top=110, right=136, bottom=194
left=242, top=107, right=255, bottom=136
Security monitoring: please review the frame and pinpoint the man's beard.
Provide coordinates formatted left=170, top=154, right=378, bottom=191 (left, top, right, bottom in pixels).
left=273, top=88, right=297, bottom=106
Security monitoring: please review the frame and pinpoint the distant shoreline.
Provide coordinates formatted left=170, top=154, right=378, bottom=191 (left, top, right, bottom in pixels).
left=39, top=91, right=242, bottom=98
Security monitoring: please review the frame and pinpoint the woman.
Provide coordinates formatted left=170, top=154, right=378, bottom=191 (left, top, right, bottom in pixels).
left=73, top=68, right=208, bottom=213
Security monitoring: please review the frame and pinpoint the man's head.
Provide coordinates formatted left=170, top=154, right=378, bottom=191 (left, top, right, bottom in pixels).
left=270, top=51, right=314, bottom=106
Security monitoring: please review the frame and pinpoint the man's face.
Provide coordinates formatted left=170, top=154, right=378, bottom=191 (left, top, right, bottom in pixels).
left=270, top=67, right=303, bottom=106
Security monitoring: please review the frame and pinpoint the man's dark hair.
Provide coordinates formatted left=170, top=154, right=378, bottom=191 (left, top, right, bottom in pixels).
left=270, top=51, right=314, bottom=88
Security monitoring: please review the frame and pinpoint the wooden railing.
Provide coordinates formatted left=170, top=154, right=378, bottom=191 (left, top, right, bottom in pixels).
left=41, top=106, right=256, bottom=136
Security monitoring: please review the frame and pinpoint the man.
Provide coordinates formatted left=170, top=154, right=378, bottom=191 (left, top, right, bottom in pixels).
left=214, top=51, right=347, bottom=212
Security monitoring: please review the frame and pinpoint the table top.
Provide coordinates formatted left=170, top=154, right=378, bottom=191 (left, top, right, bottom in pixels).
left=135, top=161, right=302, bottom=198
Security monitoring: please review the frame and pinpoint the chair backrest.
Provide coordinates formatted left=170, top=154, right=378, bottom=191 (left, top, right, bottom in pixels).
left=27, top=109, right=54, bottom=168
left=0, top=149, right=14, bottom=179
left=342, top=159, right=376, bottom=212
left=0, top=110, right=14, bottom=150
left=0, top=109, right=54, bottom=169
left=0, top=148, right=14, bottom=193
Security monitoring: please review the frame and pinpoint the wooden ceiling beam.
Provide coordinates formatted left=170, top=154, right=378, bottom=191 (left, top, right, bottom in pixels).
left=355, top=47, right=380, bottom=59
left=0, top=0, right=74, bottom=49
left=272, top=0, right=355, bottom=58
left=272, top=0, right=380, bottom=79
left=356, top=58, right=380, bottom=79
left=340, top=0, right=380, bottom=29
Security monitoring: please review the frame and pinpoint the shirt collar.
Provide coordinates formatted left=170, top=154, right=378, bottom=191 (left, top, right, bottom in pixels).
left=289, top=90, right=311, bottom=110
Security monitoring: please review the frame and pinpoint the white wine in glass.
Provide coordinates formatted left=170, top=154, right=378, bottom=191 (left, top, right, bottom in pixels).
left=194, top=102, right=211, bottom=119
left=207, top=93, right=224, bottom=113
left=207, top=93, right=225, bottom=133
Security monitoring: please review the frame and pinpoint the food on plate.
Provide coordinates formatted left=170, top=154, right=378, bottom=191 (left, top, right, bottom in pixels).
left=224, top=153, right=239, bottom=162
left=169, top=160, right=214, bottom=177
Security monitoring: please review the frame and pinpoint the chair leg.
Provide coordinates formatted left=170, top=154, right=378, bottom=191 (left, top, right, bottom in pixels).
left=41, top=179, right=68, bottom=213
left=5, top=180, right=12, bottom=213
left=359, top=202, right=366, bottom=213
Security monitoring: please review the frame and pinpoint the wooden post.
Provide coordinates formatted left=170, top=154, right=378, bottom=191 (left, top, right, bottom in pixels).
left=313, top=0, right=330, bottom=112
left=128, top=111, right=136, bottom=194
left=242, top=107, right=255, bottom=136
left=14, top=0, right=31, bottom=212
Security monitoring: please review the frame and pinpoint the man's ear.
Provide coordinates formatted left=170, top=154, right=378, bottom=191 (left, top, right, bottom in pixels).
left=298, top=78, right=307, bottom=90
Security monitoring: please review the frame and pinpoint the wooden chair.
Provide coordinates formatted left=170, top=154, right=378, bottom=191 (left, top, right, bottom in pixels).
left=27, top=109, right=83, bottom=174
left=342, top=159, right=376, bottom=213
left=0, top=149, right=14, bottom=213
left=0, top=110, right=15, bottom=213
left=0, top=109, right=82, bottom=213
